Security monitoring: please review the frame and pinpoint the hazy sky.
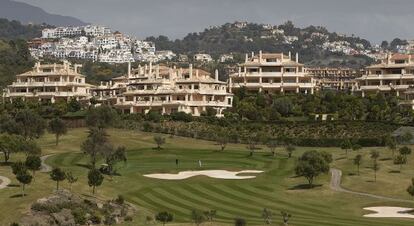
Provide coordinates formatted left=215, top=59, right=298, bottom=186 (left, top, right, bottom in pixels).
left=16, top=0, right=414, bottom=43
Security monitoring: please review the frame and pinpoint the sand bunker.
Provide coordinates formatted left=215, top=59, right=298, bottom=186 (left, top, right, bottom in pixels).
left=0, top=175, right=11, bottom=189
left=143, top=170, right=264, bottom=180
left=363, top=207, right=414, bottom=219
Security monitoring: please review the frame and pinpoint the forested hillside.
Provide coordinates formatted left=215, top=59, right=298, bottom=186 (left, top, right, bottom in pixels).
left=0, top=39, right=34, bottom=89
left=0, top=18, right=45, bottom=40
left=146, top=21, right=375, bottom=68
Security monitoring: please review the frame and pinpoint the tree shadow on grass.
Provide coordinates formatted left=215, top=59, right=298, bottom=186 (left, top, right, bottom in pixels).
left=75, top=163, right=91, bottom=169
left=380, top=158, right=392, bottom=161
left=7, top=184, right=20, bottom=188
left=9, top=194, right=25, bottom=198
left=0, top=162, right=12, bottom=167
left=335, top=157, right=347, bottom=161
left=348, top=172, right=357, bottom=176
left=288, top=184, right=323, bottom=190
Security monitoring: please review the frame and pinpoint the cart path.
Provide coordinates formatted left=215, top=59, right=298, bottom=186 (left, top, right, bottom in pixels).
left=330, top=168, right=414, bottom=203
left=40, top=154, right=55, bottom=173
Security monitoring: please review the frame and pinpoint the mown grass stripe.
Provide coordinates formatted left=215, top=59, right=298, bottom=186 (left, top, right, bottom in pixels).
left=165, top=185, right=260, bottom=219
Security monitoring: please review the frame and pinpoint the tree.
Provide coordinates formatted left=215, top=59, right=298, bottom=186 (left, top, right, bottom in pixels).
left=66, top=171, right=78, bottom=192
left=20, top=140, right=41, bottom=157
left=394, top=155, right=406, bottom=171
left=16, top=170, right=32, bottom=196
left=372, top=161, right=380, bottom=182
left=25, top=155, right=41, bottom=181
left=11, top=161, right=26, bottom=176
left=85, top=105, right=118, bottom=129
left=154, top=135, right=166, bottom=151
left=353, top=154, right=362, bottom=175
left=351, top=144, right=362, bottom=153
left=81, top=128, right=109, bottom=168
left=267, top=140, right=278, bottom=157
left=0, top=134, right=23, bottom=163
left=247, top=140, right=256, bottom=156
left=286, top=145, right=296, bottom=158
left=281, top=211, right=292, bottom=226
left=50, top=168, right=66, bottom=191
left=216, top=132, right=228, bottom=152
left=14, top=109, right=46, bottom=140
left=155, top=211, right=173, bottom=226
left=262, top=208, right=273, bottom=225
left=102, top=146, right=127, bottom=176
left=407, top=178, right=414, bottom=198
left=295, top=150, right=330, bottom=187
left=88, top=169, right=104, bottom=195
left=370, top=150, right=380, bottom=163
left=48, top=117, right=67, bottom=146
left=340, top=139, right=352, bottom=158
left=399, top=146, right=412, bottom=163
left=385, top=136, right=397, bottom=158
left=234, top=218, right=246, bottom=226
left=191, top=210, right=206, bottom=226
left=203, top=210, right=216, bottom=222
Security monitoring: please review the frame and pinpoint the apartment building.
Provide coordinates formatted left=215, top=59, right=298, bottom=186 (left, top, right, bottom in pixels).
left=307, top=67, right=362, bottom=90
left=3, top=61, right=94, bottom=103
left=114, top=63, right=233, bottom=117
left=229, top=51, right=316, bottom=94
left=355, top=53, right=414, bottom=97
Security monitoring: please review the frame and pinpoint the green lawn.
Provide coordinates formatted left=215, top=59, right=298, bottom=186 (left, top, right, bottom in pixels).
left=0, top=128, right=414, bottom=225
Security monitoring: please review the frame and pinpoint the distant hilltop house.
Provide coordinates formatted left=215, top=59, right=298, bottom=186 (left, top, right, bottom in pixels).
left=229, top=51, right=317, bottom=95
left=194, top=54, right=213, bottom=63
left=3, top=61, right=94, bottom=103
left=30, top=25, right=174, bottom=64
left=42, top=25, right=111, bottom=39
left=219, top=54, right=233, bottom=63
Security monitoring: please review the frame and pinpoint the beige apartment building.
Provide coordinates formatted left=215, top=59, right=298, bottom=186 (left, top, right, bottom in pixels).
left=113, top=63, right=233, bottom=117
left=355, top=54, right=414, bottom=97
left=307, top=67, right=362, bottom=91
left=3, top=61, right=94, bottom=103
left=229, top=51, right=316, bottom=94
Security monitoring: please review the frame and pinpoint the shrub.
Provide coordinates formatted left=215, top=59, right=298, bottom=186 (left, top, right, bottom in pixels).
left=72, top=207, right=87, bottom=225
left=234, top=218, right=246, bottom=226
left=89, top=213, right=102, bottom=224
left=115, top=195, right=125, bottom=205
left=125, top=215, right=133, bottom=222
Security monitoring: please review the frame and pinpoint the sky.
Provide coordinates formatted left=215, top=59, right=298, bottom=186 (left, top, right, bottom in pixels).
left=16, top=0, right=414, bottom=43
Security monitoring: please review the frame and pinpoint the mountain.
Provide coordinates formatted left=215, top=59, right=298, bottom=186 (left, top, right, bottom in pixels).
left=0, top=0, right=87, bottom=27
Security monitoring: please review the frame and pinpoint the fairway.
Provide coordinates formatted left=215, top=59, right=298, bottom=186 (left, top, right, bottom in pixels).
left=1, top=128, right=414, bottom=226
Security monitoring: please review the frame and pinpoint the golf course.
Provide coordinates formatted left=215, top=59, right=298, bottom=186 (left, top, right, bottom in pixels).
left=1, top=128, right=414, bottom=225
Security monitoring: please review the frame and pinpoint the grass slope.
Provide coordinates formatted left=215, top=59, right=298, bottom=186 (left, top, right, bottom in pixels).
left=0, top=128, right=413, bottom=225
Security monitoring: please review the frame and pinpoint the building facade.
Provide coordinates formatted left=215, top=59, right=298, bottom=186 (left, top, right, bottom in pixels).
left=3, top=61, right=94, bottom=103
left=355, top=54, right=414, bottom=97
left=113, top=63, right=233, bottom=117
left=307, top=67, right=362, bottom=91
left=229, top=51, right=316, bottom=94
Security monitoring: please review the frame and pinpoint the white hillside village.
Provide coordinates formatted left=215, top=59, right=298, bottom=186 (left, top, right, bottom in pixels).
left=28, top=25, right=176, bottom=63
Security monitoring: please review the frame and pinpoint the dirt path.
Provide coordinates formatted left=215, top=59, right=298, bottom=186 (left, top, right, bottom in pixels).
left=0, top=175, right=11, bottom=189
left=40, top=154, right=54, bottom=173
left=330, top=168, right=414, bottom=203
